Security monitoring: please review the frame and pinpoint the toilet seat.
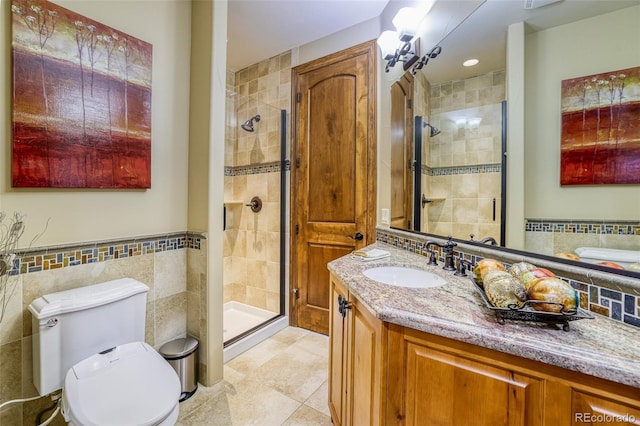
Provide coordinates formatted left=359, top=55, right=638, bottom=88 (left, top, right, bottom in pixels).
left=63, top=341, right=181, bottom=426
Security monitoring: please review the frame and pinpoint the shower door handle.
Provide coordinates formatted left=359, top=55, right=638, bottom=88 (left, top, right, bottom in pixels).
left=346, top=232, right=364, bottom=241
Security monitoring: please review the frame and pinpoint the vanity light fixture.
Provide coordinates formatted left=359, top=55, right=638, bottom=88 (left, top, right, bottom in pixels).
left=377, top=7, right=427, bottom=72
left=411, top=45, right=442, bottom=75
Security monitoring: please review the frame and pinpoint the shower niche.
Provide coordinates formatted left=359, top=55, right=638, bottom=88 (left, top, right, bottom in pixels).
left=223, top=92, right=287, bottom=357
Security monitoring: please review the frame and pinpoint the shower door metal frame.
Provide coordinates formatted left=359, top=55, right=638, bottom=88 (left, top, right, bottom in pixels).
left=223, top=109, right=287, bottom=347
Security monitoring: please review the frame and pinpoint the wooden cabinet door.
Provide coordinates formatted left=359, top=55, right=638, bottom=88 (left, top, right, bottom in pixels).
left=329, top=273, right=385, bottom=426
left=571, top=390, right=640, bottom=425
left=400, top=340, right=544, bottom=426
left=291, top=40, right=376, bottom=335
left=348, top=295, right=384, bottom=426
left=329, top=276, right=349, bottom=426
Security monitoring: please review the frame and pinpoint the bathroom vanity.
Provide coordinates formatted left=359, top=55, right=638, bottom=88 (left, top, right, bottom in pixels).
left=327, top=243, right=640, bottom=426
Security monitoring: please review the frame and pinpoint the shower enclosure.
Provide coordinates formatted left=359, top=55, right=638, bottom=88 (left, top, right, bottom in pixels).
left=223, top=92, right=287, bottom=360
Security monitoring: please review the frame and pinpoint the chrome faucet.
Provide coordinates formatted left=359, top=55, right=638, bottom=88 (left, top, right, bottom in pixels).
left=423, top=236, right=457, bottom=271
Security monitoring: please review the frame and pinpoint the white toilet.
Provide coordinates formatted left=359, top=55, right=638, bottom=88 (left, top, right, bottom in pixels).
left=29, top=278, right=181, bottom=425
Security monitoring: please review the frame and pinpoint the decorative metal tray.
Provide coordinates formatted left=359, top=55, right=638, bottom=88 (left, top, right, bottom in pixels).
left=471, top=279, right=594, bottom=331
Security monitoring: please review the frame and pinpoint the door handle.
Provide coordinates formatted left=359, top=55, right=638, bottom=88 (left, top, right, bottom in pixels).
left=346, top=232, right=364, bottom=241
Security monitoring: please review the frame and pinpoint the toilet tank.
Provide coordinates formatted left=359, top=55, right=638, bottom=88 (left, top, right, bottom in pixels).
left=29, top=278, right=149, bottom=396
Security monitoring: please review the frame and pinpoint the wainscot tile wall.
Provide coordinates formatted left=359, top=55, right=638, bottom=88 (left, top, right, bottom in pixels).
left=0, top=231, right=206, bottom=425
left=376, top=227, right=640, bottom=329
left=525, top=218, right=640, bottom=259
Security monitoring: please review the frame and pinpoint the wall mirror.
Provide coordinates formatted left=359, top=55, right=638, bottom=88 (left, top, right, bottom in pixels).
left=388, top=0, right=640, bottom=278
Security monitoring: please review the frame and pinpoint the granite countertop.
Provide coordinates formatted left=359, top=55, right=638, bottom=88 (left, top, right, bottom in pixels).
left=327, top=242, right=640, bottom=389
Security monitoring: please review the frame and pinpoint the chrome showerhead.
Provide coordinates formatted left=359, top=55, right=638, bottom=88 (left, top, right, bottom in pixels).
left=241, top=114, right=261, bottom=132
left=423, top=122, right=440, bottom=137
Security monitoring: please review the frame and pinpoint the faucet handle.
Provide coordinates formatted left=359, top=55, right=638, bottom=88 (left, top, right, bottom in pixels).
left=454, top=253, right=468, bottom=277
left=427, top=250, right=438, bottom=266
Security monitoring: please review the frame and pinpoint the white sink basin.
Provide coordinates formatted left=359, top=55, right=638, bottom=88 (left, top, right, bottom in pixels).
left=363, top=266, right=447, bottom=288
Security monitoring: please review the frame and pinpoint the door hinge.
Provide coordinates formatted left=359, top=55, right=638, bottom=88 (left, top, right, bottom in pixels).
left=295, top=224, right=299, bottom=235
left=407, top=99, right=413, bottom=109
left=296, top=92, right=301, bottom=103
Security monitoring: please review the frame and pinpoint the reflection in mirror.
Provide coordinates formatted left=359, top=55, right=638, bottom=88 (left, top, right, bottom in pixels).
left=423, top=97, right=506, bottom=244
left=390, top=72, right=414, bottom=229
left=386, top=0, right=640, bottom=276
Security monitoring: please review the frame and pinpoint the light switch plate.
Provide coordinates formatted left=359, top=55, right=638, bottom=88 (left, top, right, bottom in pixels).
left=381, top=208, right=390, bottom=225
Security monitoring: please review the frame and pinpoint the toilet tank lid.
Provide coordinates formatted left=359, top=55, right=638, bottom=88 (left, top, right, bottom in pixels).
left=28, top=278, right=149, bottom=320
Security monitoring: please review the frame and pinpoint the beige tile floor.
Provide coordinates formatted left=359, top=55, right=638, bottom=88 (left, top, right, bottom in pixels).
left=177, top=327, right=332, bottom=426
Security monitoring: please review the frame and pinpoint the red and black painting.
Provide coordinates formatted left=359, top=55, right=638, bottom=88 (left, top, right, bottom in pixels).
left=11, top=0, right=152, bottom=188
left=560, top=66, right=640, bottom=185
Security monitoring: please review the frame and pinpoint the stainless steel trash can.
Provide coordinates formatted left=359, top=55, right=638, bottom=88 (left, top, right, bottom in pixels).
left=159, top=337, right=199, bottom=401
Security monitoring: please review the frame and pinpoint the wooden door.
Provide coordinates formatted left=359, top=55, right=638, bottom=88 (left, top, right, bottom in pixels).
left=291, top=41, right=376, bottom=334
left=390, top=72, right=414, bottom=229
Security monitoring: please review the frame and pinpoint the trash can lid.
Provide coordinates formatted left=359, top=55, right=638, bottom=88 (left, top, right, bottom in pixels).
left=159, top=337, right=199, bottom=358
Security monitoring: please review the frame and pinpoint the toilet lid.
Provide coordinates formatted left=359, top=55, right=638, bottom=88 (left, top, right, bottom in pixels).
left=64, top=341, right=181, bottom=426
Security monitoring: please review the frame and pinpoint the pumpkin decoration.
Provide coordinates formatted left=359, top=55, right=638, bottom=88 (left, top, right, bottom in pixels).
left=527, top=277, right=578, bottom=313
left=483, top=270, right=526, bottom=309
left=519, top=268, right=555, bottom=291
left=473, top=259, right=506, bottom=286
left=508, top=261, right=536, bottom=279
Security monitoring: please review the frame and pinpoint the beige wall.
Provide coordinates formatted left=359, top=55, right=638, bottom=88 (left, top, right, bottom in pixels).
left=0, top=0, right=191, bottom=246
left=524, top=5, right=640, bottom=222
left=0, top=0, right=226, bottom=421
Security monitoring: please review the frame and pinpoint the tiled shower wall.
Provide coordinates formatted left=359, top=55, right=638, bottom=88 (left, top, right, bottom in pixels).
left=0, top=232, right=206, bottom=425
left=425, top=71, right=505, bottom=241
left=223, top=52, right=291, bottom=314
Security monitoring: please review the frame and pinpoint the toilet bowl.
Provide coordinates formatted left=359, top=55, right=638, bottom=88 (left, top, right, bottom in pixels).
left=29, top=278, right=182, bottom=425
left=62, top=342, right=180, bottom=425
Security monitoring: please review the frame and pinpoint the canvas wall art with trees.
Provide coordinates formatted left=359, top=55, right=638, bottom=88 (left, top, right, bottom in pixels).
left=11, top=0, right=152, bottom=188
left=561, top=66, right=640, bottom=185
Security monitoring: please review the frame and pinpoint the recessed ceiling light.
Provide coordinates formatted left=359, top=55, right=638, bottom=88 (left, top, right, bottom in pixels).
left=463, top=59, right=479, bottom=67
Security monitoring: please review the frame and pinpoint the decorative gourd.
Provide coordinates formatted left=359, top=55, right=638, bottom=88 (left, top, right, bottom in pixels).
left=627, top=262, right=640, bottom=272
left=597, top=261, right=624, bottom=269
left=483, top=270, right=526, bottom=309
left=473, top=259, right=506, bottom=286
left=519, top=268, right=555, bottom=291
left=555, top=252, right=580, bottom=261
left=508, top=261, right=536, bottom=279
left=527, top=277, right=578, bottom=313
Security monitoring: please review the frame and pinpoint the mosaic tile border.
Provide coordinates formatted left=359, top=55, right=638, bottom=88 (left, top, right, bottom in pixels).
left=10, top=231, right=204, bottom=276
left=376, top=228, right=640, bottom=329
left=525, top=219, right=640, bottom=236
left=422, top=163, right=501, bottom=176
left=224, top=160, right=290, bottom=177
